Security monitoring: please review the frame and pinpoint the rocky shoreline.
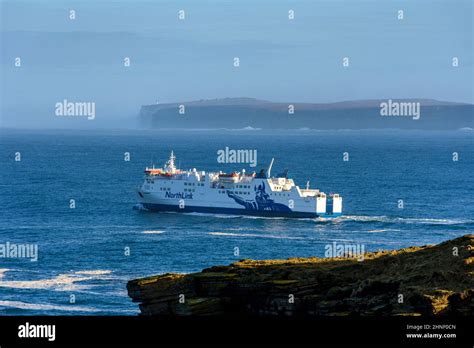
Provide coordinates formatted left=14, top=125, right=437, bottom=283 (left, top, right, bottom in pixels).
left=127, top=235, right=473, bottom=316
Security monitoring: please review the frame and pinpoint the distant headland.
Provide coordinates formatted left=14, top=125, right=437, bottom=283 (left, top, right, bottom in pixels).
left=139, top=98, right=473, bottom=130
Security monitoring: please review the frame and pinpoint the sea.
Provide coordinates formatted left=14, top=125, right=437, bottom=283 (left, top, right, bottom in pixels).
left=0, top=128, right=472, bottom=315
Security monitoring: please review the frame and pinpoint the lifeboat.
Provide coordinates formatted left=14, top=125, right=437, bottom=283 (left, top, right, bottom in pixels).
left=219, top=172, right=239, bottom=178
left=145, top=168, right=163, bottom=175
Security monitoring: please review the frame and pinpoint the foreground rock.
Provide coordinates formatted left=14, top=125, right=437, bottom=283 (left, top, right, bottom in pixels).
left=127, top=235, right=473, bottom=316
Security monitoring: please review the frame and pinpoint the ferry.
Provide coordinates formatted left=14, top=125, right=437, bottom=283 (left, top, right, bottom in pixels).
left=137, top=151, right=342, bottom=218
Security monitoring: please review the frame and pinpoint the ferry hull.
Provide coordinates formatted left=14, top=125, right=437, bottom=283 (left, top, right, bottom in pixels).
left=141, top=203, right=341, bottom=219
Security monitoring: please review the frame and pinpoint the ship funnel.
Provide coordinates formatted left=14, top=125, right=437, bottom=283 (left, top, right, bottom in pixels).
left=267, top=158, right=274, bottom=178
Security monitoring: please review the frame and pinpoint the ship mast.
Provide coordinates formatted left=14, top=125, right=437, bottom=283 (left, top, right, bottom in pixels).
left=165, top=151, right=177, bottom=173
left=267, top=158, right=274, bottom=178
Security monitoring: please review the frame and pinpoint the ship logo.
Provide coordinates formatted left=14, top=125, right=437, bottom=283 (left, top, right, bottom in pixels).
left=227, top=181, right=292, bottom=212
left=165, top=192, right=193, bottom=199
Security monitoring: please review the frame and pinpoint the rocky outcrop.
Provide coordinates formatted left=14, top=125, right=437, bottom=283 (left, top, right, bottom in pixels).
left=127, top=235, right=474, bottom=316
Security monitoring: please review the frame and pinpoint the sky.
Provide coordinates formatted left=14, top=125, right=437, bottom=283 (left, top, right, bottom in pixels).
left=0, top=0, right=473, bottom=128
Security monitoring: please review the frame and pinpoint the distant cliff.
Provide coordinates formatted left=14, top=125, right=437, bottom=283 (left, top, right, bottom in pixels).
left=139, top=98, right=473, bottom=130
left=127, top=234, right=474, bottom=316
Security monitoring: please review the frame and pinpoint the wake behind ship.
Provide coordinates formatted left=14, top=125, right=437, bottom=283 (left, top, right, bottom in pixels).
left=137, top=152, right=342, bottom=218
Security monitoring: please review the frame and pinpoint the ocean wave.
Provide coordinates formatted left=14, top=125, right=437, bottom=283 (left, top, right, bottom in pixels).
left=0, top=270, right=114, bottom=292
left=135, top=208, right=472, bottom=226
left=209, top=232, right=303, bottom=239
left=394, top=217, right=473, bottom=225
left=142, top=230, right=165, bottom=234
left=0, top=300, right=99, bottom=313
left=366, top=229, right=401, bottom=233
left=0, top=268, right=10, bottom=280
left=75, top=270, right=112, bottom=275
left=0, top=300, right=138, bottom=314
left=336, top=215, right=389, bottom=222
left=337, top=215, right=472, bottom=226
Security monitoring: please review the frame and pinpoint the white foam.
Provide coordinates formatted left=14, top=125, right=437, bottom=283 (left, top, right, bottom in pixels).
left=0, top=270, right=114, bottom=292
left=133, top=203, right=149, bottom=211
left=336, top=215, right=472, bottom=225
left=0, top=300, right=99, bottom=312
left=209, top=232, right=303, bottom=240
left=338, top=215, right=389, bottom=222
left=366, top=228, right=401, bottom=232
left=394, top=217, right=471, bottom=225
left=75, top=270, right=112, bottom=275
left=142, top=230, right=165, bottom=234
left=0, top=300, right=138, bottom=314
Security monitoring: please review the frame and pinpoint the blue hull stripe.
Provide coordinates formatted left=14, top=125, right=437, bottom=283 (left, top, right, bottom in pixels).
left=141, top=203, right=341, bottom=219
